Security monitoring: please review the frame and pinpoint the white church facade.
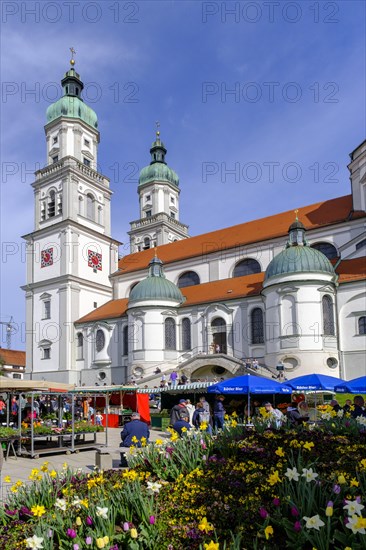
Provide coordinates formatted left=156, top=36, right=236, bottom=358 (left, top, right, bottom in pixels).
left=22, top=62, right=366, bottom=386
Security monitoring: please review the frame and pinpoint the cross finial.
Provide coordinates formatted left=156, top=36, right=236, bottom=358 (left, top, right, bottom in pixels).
left=155, top=120, right=160, bottom=139
left=294, top=209, right=299, bottom=220
left=70, top=47, right=76, bottom=66
left=154, top=246, right=158, bottom=258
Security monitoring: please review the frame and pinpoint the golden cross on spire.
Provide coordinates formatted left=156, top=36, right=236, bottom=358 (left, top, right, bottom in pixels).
left=70, top=47, right=76, bottom=66
left=154, top=246, right=158, bottom=258
left=155, top=120, right=160, bottom=139
left=294, top=209, right=299, bottom=220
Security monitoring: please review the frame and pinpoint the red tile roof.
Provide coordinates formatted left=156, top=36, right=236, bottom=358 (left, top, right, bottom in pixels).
left=0, top=349, right=26, bottom=367
left=181, top=272, right=264, bottom=306
left=76, top=299, right=129, bottom=324
left=337, top=257, right=366, bottom=283
left=116, top=195, right=364, bottom=276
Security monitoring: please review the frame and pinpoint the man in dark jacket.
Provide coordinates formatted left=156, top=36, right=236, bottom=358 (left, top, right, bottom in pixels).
left=119, top=412, right=149, bottom=466
left=213, top=395, right=226, bottom=430
left=173, top=412, right=191, bottom=437
left=169, top=399, right=188, bottom=426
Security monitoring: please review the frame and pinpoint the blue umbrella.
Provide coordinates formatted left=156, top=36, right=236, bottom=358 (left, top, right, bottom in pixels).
left=334, top=376, right=366, bottom=394
left=284, top=373, right=344, bottom=392
left=207, top=374, right=292, bottom=395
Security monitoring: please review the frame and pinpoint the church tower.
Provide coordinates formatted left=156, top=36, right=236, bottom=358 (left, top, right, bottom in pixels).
left=22, top=52, right=120, bottom=384
left=128, top=128, right=189, bottom=252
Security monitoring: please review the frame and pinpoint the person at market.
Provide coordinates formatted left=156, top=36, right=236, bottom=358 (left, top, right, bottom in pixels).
left=343, top=399, right=353, bottom=414
left=0, top=397, right=6, bottom=416
left=213, top=395, right=226, bottom=430
left=169, top=370, right=178, bottom=389
left=330, top=399, right=341, bottom=413
left=184, top=399, right=195, bottom=424
left=263, top=402, right=284, bottom=429
left=169, top=399, right=189, bottom=426
left=192, top=402, right=212, bottom=434
left=172, top=411, right=191, bottom=437
left=119, top=412, right=149, bottom=467
left=351, top=396, right=366, bottom=418
left=286, top=401, right=309, bottom=426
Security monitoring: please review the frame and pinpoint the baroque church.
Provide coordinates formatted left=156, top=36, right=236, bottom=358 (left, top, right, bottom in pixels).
left=22, top=62, right=366, bottom=386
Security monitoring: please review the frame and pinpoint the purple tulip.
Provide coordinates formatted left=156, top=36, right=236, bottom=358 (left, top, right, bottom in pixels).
left=273, top=498, right=280, bottom=507
left=73, top=545, right=79, bottom=550
left=291, top=506, right=299, bottom=517
left=149, top=515, right=155, bottom=525
left=259, top=507, right=268, bottom=518
left=85, top=537, right=92, bottom=545
left=86, top=516, right=93, bottom=526
left=123, top=522, right=130, bottom=531
left=67, top=529, right=77, bottom=539
left=294, top=521, right=302, bottom=532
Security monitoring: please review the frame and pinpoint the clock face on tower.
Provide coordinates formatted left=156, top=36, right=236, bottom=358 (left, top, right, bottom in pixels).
left=41, top=248, right=54, bottom=268
left=88, top=250, right=102, bottom=271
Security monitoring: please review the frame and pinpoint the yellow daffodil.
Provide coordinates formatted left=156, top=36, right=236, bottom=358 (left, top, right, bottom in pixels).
left=264, top=525, right=274, bottom=540
left=131, top=435, right=138, bottom=443
left=10, top=485, right=18, bottom=493
left=16, top=481, right=23, bottom=487
left=49, top=470, right=57, bottom=478
left=360, top=458, right=366, bottom=469
left=275, top=447, right=285, bottom=457
left=155, top=439, right=163, bottom=445
left=303, top=441, right=314, bottom=451
left=31, top=505, right=46, bottom=517
left=350, top=478, right=359, bottom=487
left=3, top=476, right=11, bottom=483
left=198, top=517, right=214, bottom=533
left=268, top=470, right=281, bottom=485
left=204, top=542, right=219, bottom=550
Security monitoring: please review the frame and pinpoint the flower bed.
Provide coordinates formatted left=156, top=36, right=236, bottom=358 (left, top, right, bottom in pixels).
left=1, top=420, right=365, bottom=549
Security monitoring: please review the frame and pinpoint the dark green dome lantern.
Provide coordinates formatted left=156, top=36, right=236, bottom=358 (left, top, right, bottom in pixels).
left=265, top=213, right=335, bottom=281
left=129, top=255, right=184, bottom=304
left=138, top=130, right=179, bottom=187
left=46, top=52, right=98, bottom=129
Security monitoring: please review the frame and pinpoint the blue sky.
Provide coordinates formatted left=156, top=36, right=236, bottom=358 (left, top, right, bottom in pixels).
left=1, top=0, right=365, bottom=349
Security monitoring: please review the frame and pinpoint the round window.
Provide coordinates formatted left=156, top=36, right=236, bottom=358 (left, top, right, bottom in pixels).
left=133, top=366, right=144, bottom=378
left=96, top=329, right=105, bottom=352
left=211, top=366, right=226, bottom=375
left=327, top=357, right=338, bottom=368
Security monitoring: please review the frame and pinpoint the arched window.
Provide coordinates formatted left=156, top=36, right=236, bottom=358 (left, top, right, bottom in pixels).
left=177, top=271, right=200, bottom=288
left=181, top=318, right=192, bottom=351
left=164, top=317, right=176, bottom=350
left=48, top=190, right=56, bottom=218
left=358, top=316, right=366, bottom=335
left=311, top=242, right=338, bottom=260
left=322, top=295, right=335, bottom=336
left=96, top=329, right=105, bottom=352
left=251, top=308, right=264, bottom=344
left=76, top=332, right=83, bottom=360
left=282, top=295, right=297, bottom=336
left=86, top=194, right=95, bottom=221
left=211, top=317, right=227, bottom=354
left=143, top=237, right=151, bottom=250
left=123, top=325, right=129, bottom=355
left=233, top=259, right=261, bottom=278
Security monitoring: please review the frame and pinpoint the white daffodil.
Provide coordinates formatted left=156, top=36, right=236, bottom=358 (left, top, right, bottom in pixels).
left=147, top=481, right=162, bottom=494
left=343, top=500, right=365, bottom=516
left=284, top=467, right=300, bottom=482
left=321, top=412, right=332, bottom=420
left=96, top=506, right=109, bottom=519
left=72, top=496, right=82, bottom=508
left=55, top=498, right=67, bottom=511
left=336, top=409, right=344, bottom=418
left=346, top=514, right=366, bottom=534
left=303, top=515, right=325, bottom=530
left=356, top=416, right=366, bottom=427
left=301, top=468, right=318, bottom=482
left=25, top=535, right=44, bottom=549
